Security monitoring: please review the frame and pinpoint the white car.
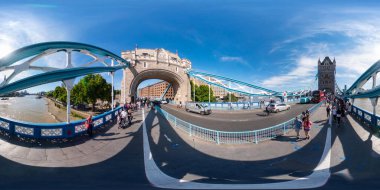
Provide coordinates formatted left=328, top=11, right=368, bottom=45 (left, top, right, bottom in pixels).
left=267, top=103, right=291, bottom=113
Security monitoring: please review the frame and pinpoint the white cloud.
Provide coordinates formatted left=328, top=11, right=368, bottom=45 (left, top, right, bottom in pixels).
left=0, top=10, right=69, bottom=92
left=220, top=56, right=248, bottom=66
left=264, top=10, right=380, bottom=91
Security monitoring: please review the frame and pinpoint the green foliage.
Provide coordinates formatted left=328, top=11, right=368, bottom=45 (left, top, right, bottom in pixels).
left=50, top=74, right=112, bottom=111
left=53, top=86, right=67, bottom=104
left=223, top=93, right=239, bottom=102
left=190, top=80, right=216, bottom=102
left=72, top=74, right=111, bottom=111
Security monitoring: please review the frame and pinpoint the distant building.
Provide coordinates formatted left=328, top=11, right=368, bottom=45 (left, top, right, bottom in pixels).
left=192, top=78, right=229, bottom=99
left=138, top=81, right=174, bottom=99
left=318, top=56, right=336, bottom=94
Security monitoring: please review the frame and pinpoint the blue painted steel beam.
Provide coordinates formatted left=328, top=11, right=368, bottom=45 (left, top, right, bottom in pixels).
left=347, top=60, right=380, bottom=93
left=160, top=83, right=172, bottom=100
left=349, top=86, right=380, bottom=98
left=0, top=66, right=126, bottom=95
left=187, top=70, right=279, bottom=94
left=0, top=41, right=129, bottom=67
left=191, top=73, right=273, bottom=96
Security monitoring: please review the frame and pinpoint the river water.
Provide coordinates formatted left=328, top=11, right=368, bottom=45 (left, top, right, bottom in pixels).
left=0, top=95, right=57, bottom=123
left=353, top=98, right=380, bottom=115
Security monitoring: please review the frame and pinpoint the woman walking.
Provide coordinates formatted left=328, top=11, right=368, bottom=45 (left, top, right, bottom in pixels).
left=85, top=115, right=94, bottom=137
left=303, top=116, right=312, bottom=140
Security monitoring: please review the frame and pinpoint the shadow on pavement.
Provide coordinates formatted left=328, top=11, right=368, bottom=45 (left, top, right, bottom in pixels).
left=145, top=109, right=328, bottom=184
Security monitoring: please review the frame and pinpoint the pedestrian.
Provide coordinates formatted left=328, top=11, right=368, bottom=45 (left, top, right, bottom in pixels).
left=336, top=108, right=342, bottom=127
left=303, top=116, right=312, bottom=140
left=85, top=115, right=93, bottom=137
left=266, top=105, right=270, bottom=116
left=301, top=111, right=306, bottom=121
left=332, top=106, right=337, bottom=122
left=120, top=108, right=127, bottom=128
left=294, top=116, right=302, bottom=140
left=326, top=104, right=331, bottom=118
left=127, top=108, right=133, bottom=125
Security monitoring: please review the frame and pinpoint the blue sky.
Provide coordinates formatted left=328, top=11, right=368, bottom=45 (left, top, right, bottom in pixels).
left=1, top=0, right=380, bottom=92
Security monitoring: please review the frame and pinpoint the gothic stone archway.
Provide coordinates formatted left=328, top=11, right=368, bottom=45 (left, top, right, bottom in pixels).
left=120, top=48, right=191, bottom=103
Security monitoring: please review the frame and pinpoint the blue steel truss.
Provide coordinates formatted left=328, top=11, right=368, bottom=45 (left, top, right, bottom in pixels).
left=346, top=60, right=380, bottom=98
left=0, top=41, right=129, bottom=95
left=0, top=41, right=128, bottom=68
left=187, top=70, right=280, bottom=97
left=0, top=66, right=125, bottom=95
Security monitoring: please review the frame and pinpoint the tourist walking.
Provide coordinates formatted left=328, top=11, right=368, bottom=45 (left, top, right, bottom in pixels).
left=326, top=105, right=331, bottom=118
left=294, top=116, right=302, bottom=140
left=85, top=115, right=94, bottom=137
left=332, top=106, right=337, bottom=122
left=301, top=111, right=306, bottom=122
left=336, top=108, right=342, bottom=127
left=119, top=109, right=127, bottom=128
left=127, top=108, right=133, bottom=125
left=303, top=116, right=312, bottom=140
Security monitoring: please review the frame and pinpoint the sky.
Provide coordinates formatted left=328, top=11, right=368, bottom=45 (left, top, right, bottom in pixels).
left=1, top=0, right=380, bottom=92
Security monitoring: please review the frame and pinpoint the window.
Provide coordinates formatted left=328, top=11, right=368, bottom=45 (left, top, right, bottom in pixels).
left=176, top=67, right=178, bottom=72
left=144, top=62, right=147, bottom=68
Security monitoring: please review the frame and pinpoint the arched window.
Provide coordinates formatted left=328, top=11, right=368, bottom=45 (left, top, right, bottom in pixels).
left=144, top=62, right=147, bottom=68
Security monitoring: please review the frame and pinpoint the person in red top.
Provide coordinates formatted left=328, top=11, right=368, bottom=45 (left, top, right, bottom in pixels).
left=303, top=116, right=312, bottom=140
left=85, top=115, right=93, bottom=137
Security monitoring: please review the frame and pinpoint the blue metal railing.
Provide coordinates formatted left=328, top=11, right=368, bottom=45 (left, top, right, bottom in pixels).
left=0, top=106, right=123, bottom=139
left=156, top=101, right=323, bottom=144
left=349, top=105, right=380, bottom=130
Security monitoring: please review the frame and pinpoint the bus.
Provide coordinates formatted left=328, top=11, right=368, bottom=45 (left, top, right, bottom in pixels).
left=311, top=90, right=325, bottom=103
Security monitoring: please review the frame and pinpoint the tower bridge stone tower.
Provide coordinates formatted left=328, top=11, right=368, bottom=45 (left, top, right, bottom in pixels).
left=120, top=48, right=191, bottom=103
left=318, top=56, right=336, bottom=95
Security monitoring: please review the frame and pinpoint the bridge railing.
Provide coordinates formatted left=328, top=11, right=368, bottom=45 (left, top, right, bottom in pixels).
left=156, top=101, right=323, bottom=144
left=169, top=99, right=300, bottom=111
left=350, top=105, right=380, bottom=133
left=0, top=106, right=122, bottom=139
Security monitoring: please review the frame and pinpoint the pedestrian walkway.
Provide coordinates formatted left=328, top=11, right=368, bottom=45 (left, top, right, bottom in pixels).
left=0, top=113, right=142, bottom=167
left=0, top=111, right=152, bottom=190
left=146, top=105, right=330, bottom=184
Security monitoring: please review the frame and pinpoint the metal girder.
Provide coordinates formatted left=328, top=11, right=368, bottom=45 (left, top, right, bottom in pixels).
left=346, top=60, right=380, bottom=94
left=0, top=66, right=126, bottom=95
left=187, top=70, right=279, bottom=95
left=0, top=41, right=128, bottom=67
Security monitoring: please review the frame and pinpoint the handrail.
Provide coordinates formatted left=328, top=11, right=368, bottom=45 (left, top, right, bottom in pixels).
left=0, top=106, right=123, bottom=139
left=156, top=102, right=323, bottom=144
left=349, top=105, right=380, bottom=133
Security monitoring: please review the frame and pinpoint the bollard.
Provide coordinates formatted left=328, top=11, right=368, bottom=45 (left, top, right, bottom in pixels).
left=254, top=131, right=258, bottom=144
left=216, top=131, right=220, bottom=144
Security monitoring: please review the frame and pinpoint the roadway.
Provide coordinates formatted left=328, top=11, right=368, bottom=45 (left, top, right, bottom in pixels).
left=161, top=103, right=315, bottom=131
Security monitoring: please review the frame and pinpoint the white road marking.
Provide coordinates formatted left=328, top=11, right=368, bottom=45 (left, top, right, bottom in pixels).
left=142, top=108, right=332, bottom=189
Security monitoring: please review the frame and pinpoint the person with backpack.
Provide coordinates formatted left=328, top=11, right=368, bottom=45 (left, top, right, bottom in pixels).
left=303, top=116, right=312, bottom=140
left=85, top=115, right=94, bottom=137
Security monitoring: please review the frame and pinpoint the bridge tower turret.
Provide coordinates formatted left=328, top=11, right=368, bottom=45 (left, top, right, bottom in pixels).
left=318, top=56, right=336, bottom=95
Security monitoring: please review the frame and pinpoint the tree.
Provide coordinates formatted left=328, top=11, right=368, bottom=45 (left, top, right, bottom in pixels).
left=72, top=74, right=111, bottom=111
left=223, top=93, right=239, bottom=102
left=53, top=86, right=67, bottom=104
left=190, top=80, right=216, bottom=102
